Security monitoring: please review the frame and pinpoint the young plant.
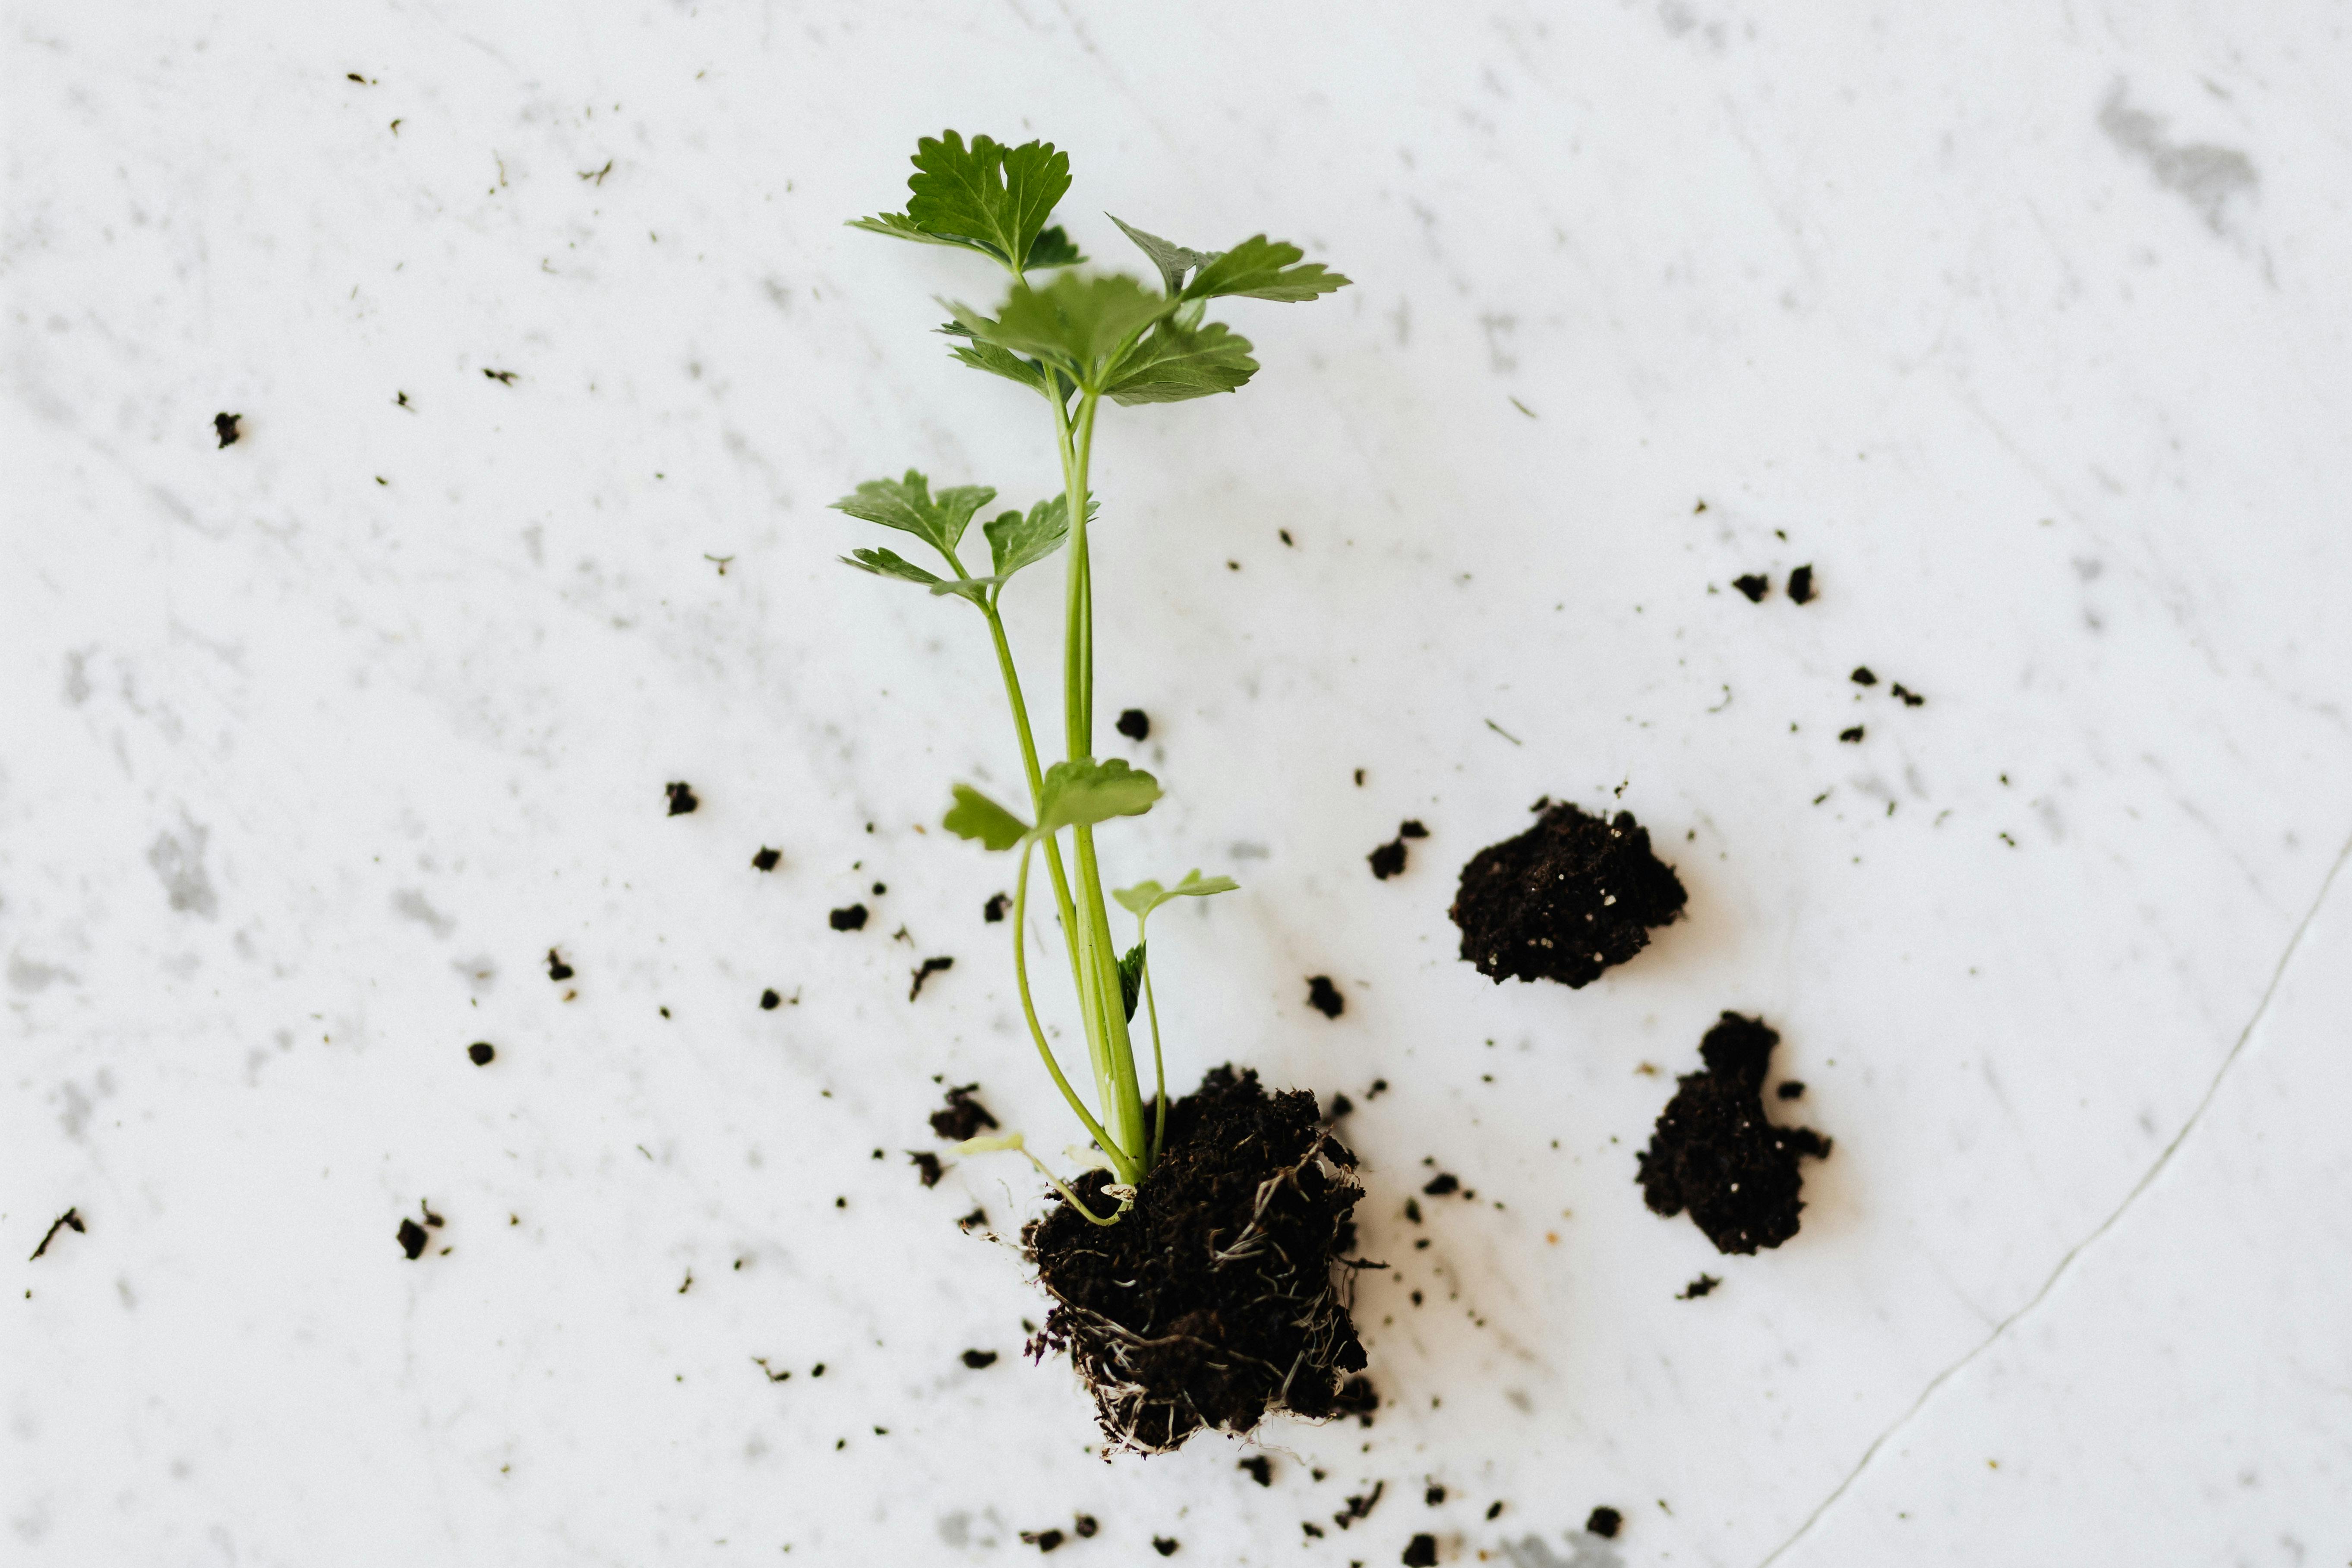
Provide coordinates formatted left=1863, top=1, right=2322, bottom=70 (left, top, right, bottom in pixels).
left=833, top=132, right=1347, bottom=1217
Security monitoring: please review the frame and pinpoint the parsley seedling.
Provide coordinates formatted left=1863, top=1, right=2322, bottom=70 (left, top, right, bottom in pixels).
left=836, top=132, right=1347, bottom=1217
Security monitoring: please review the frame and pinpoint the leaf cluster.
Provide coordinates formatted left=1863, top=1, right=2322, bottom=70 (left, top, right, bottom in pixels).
left=831, top=470, right=1088, bottom=607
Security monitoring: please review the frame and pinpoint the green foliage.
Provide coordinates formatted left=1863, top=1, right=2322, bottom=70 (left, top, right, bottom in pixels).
left=830, top=470, right=995, bottom=555
left=1183, top=234, right=1350, bottom=303
left=1109, top=216, right=1219, bottom=296
left=943, top=784, right=1031, bottom=851
left=1105, top=320, right=1258, bottom=405
left=985, top=495, right=1089, bottom=582
left=1035, top=758, right=1160, bottom=836
left=1113, top=869, right=1241, bottom=921
left=947, top=274, right=1172, bottom=391
left=850, top=131, right=1084, bottom=271
left=1117, top=941, right=1146, bottom=1023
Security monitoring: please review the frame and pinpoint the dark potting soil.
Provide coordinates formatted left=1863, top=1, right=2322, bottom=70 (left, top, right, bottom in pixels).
left=961, top=1348, right=998, bottom=1369
left=665, top=781, right=699, bottom=815
left=1117, top=707, right=1151, bottom=741
left=1450, top=802, right=1687, bottom=987
left=752, top=846, right=781, bottom=871
left=1306, top=975, right=1344, bottom=1018
left=545, top=947, right=574, bottom=981
left=1368, top=818, right=1429, bottom=880
left=908, top=956, right=953, bottom=1000
left=829, top=903, right=868, bottom=931
left=1786, top=564, right=1815, bottom=603
left=1677, top=1273, right=1721, bottom=1300
left=467, top=1041, right=495, bottom=1066
left=1025, top=1066, right=1369, bottom=1454
left=984, top=892, right=1010, bottom=922
left=1153, top=1538, right=1179, bottom=1556
left=1239, top=1455, right=1274, bottom=1486
left=397, top=1217, right=429, bottom=1259
left=909, top=1151, right=944, bottom=1186
left=1586, top=1505, right=1623, bottom=1539
left=1732, top=572, right=1768, bottom=603
left=930, top=1084, right=998, bottom=1141
left=213, top=412, right=242, bottom=448
left=1637, top=1012, right=1831, bottom=1255
left=1402, top=1533, right=1439, bottom=1566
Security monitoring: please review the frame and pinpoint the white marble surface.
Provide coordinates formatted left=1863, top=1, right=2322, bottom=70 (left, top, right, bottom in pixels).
left=9, top=4, right=2352, bottom=1564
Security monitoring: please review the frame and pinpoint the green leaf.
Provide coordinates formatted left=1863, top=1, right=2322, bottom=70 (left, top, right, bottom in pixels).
left=1024, top=225, right=1084, bottom=270
left=830, top=470, right=996, bottom=554
left=947, top=274, right=1172, bottom=386
left=841, top=547, right=944, bottom=587
left=984, top=497, right=1075, bottom=581
left=1112, top=869, right=1241, bottom=919
left=944, top=785, right=1030, bottom=852
left=1182, top=234, right=1350, bottom=303
left=1104, top=320, right=1259, bottom=405
left=902, top=131, right=1073, bottom=270
left=1034, top=757, right=1160, bottom=836
left=937, top=325, right=1056, bottom=398
left=1117, top=941, right=1147, bottom=1023
left=1108, top=215, right=1218, bottom=296
left=846, top=211, right=996, bottom=260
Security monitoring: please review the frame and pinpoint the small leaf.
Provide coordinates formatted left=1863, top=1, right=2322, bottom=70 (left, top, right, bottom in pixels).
left=944, top=785, right=1031, bottom=852
left=846, top=211, right=996, bottom=260
left=1183, top=234, right=1350, bottom=303
left=1025, top=225, right=1085, bottom=270
left=940, top=326, right=1054, bottom=397
left=1108, top=215, right=1218, bottom=296
left=1035, top=758, right=1160, bottom=836
left=947, top=274, right=1172, bottom=386
left=1117, top=942, right=1147, bottom=1023
left=831, top=470, right=996, bottom=553
left=1113, top=868, right=1240, bottom=919
left=1105, top=320, right=1259, bottom=405
left=985, top=498, right=1067, bottom=581
left=841, top=547, right=944, bottom=587
left=903, top=132, right=1071, bottom=269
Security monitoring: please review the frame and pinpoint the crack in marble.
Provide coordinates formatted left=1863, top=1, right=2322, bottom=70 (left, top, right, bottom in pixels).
left=1755, top=827, right=2352, bottom=1566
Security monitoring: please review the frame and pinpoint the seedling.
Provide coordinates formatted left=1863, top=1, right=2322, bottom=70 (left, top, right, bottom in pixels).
left=833, top=132, right=1347, bottom=1216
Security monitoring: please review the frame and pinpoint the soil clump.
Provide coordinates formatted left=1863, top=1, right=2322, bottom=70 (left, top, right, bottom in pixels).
left=1450, top=802, right=1687, bottom=987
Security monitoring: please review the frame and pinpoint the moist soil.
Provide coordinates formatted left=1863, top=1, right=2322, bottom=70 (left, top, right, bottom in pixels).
left=1450, top=802, right=1687, bottom=987
left=1024, top=1065, right=1370, bottom=1454
left=1637, top=1012, right=1831, bottom=1254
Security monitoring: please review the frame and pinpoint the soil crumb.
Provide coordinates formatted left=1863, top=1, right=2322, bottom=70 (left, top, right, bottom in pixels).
left=909, top=956, right=954, bottom=1000
left=1240, top=1455, right=1274, bottom=1486
left=467, top=1041, right=495, bottom=1066
left=1839, top=725, right=1865, bottom=743
left=1891, top=681, right=1926, bottom=707
left=1153, top=1538, right=1179, bottom=1556
left=1028, top=1067, right=1368, bottom=1454
left=830, top=903, right=869, bottom=931
left=546, top=948, right=574, bottom=981
left=931, top=1084, right=998, bottom=1141
left=1850, top=666, right=1878, bottom=686
left=1307, top=975, right=1345, bottom=1018
left=397, top=1217, right=429, bottom=1259
left=1403, top=1533, right=1439, bottom=1566
left=1020, top=1528, right=1064, bottom=1551
left=1787, top=564, right=1815, bottom=604
left=213, top=412, right=242, bottom=448
left=665, top=781, right=699, bottom=815
left=1637, top=1012, right=1831, bottom=1254
left=1073, top=1515, right=1098, bottom=1538
left=1776, top=1080, right=1806, bottom=1100
left=28, top=1208, right=85, bottom=1261
left=1117, top=708, right=1151, bottom=741
left=984, top=892, right=1010, bottom=922
left=957, top=1207, right=988, bottom=1232
left=752, top=846, right=781, bottom=871
left=1370, top=819, right=1428, bottom=880
left=1677, top=1274, right=1721, bottom=1300
left=1587, top=1505, right=1623, bottom=1538
left=1732, top=573, right=1768, bottom=603
left=1450, top=802, right=1687, bottom=987
left=760, top=988, right=782, bottom=1010
left=909, top=1151, right=944, bottom=1186
left=961, top=1349, right=998, bottom=1369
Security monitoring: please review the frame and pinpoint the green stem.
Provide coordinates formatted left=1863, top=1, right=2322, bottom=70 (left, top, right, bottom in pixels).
left=1010, top=840, right=1134, bottom=1179
left=977, top=601, right=1087, bottom=1005
left=1139, top=933, right=1167, bottom=1165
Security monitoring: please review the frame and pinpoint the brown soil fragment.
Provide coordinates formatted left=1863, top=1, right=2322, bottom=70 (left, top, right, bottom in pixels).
left=1637, top=1012, right=1831, bottom=1254
left=1450, top=802, right=1687, bottom=987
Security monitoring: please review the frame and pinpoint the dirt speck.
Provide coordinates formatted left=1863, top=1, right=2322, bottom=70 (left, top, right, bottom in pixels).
left=830, top=904, right=869, bottom=931
left=467, top=1041, right=495, bottom=1066
left=665, top=781, right=699, bottom=815
left=931, top=1084, right=998, bottom=1141
left=1117, top=708, right=1150, bottom=741
left=1307, top=975, right=1345, bottom=1018
left=1586, top=1505, right=1623, bottom=1538
left=213, top=412, right=242, bottom=448
left=1637, top=1012, right=1831, bottom=1254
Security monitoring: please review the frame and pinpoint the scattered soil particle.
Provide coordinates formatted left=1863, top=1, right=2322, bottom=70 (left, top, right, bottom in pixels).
left=1020, top=1528, right=1065, bottom=1551
left=483, top=367, right=518, bottom=384
left=931, top=1084, right=998, bottom=1141
left=1838, top=726, right=1865, bottom=744
left=957, top=1207, right=988, bottom=1232
left=872, top=881, right=888, bottom=896
left=1586, top=1505, right=1623, bottom=1539
left=1302, top=1522, right=1325, bottom=1538
left=1787, top=565, right=1815, bottom=604
left=1366, top=1078, right=1388, bottom=1099
left=752, top=846, right=781, bottom=871
left=1850, top=666, right=1878, bottom=686
left=1073, top=1515, right=1098, bottom=1538
left=213, top=412, right=242, bottom=448
left=1029, top=1067, right=1368, bottom=1453
left=1486, top=1502, right=1503, bottom=1521
left=1307, top=975, right=1345, bottom=1018
left=1890, top=681, right=1926, bottom=707
left=1117, top=708, right=1151, bottom=741
left=1677, top=1274, right=1721, bottom=1300
left=1334, top=1375, right=1378, bottom=1424
left=1153, top=1539, right=1179, bottom=1556
left=1399, top=820, right=1427, bottom=839
left=1424, top=1484, right=1445, bottom=1506
left=397, top=1217, right=429, bottom=1259
left=1368, top=838, right=1407, bottom=880
left=910, top=1151, right=944, bottom=1186
left=1421, top=1173, right=1459, bottom=1197
left=984, top=892, right=1010, bottom=922
left=665, top=781, right=699, bottom=815
left=1327, top=1093, right=1354, bottom=1119
left=1732, top=573, right=1769, bottom=603
left=760, top=989, right=782, bottom=1010
left=1776, top=1080, right=1806, bottom=1100
left=1335, top=1480, right=1386, bottom=1528
left=829, top=903, right=869, bottom=931
left=28, top=1208, right=84, bottom=1261
left=1403, top=1533, right=1439, bottom=1566
left=1450, top=802, right=1686, bottom=987
left=909, top=956, right=954, bottom=1000
left=961, top=1349, right=999, bottom=1369
left=546, top=948, right=574, bottom=981
left=467, top=1041, right=495, bottom=1066
left=1240, top=1455, right=1274, bottom=1486
left=1637, top=1013, right=1831, bottom=1254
